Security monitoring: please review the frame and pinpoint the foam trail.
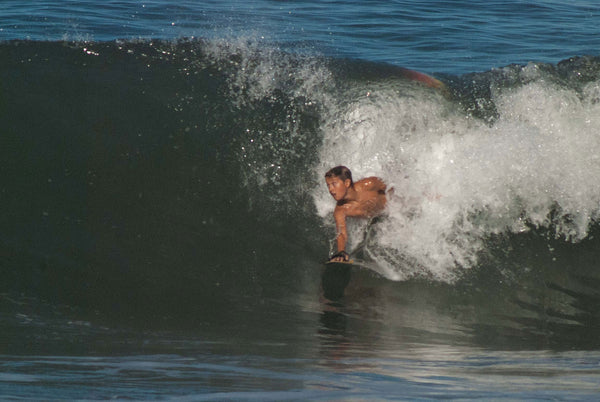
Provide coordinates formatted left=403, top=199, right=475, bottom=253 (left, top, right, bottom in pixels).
left=314, top=73, right=600, bottom=282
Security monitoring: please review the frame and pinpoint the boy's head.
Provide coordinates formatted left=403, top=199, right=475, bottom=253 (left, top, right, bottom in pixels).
left=325, top=166, right=353, bottom=201
left=325, top=166, right=353, bottom=185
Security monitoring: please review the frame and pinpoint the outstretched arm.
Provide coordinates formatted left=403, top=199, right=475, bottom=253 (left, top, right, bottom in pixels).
left=330, top=207, right=349, bottom=262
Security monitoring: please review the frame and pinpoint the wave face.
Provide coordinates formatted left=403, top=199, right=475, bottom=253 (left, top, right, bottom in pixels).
left=0, top=39, right=332, bottom=317
left=2, top=39, right=600, bottom=319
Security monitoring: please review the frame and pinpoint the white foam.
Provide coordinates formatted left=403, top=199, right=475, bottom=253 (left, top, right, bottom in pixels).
left=314, top=77, right=600, bottom=282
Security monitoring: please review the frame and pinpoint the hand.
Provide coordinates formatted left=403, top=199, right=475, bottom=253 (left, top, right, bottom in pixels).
left=329, top=250, right=349, bottom=262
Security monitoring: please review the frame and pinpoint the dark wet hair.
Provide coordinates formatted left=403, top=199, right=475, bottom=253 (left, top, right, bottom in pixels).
left=325, top=165, right=353, bottom=186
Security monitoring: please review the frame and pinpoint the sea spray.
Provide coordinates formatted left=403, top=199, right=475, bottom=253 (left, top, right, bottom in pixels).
left=314, top=65, right=600, bottom=281
left=199, top=37, right=335, bottom=216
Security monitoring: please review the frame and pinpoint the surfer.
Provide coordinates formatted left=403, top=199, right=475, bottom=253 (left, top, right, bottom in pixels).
left=325, top=166, right=388, bottom=262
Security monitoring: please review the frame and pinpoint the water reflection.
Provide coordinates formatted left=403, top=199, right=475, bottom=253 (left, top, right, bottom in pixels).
left=316, top=263, right=468, bottom=365
left=320, top=264, right=351, bottom=302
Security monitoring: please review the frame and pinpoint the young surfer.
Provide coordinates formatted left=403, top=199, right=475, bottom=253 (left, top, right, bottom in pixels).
left=325, top=166, right=388, bottom=262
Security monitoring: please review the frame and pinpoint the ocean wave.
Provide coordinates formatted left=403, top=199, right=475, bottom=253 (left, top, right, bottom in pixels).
left=1, top=39, right=600, bottom=307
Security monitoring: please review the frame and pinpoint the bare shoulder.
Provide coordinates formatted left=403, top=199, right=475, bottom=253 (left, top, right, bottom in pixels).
left=355, top=177, right=386, bottom=191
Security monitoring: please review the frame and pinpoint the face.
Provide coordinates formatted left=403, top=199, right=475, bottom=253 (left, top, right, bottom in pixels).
left=325, top=176, right=350, bottom=201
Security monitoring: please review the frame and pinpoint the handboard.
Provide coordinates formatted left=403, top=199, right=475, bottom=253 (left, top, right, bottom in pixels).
left=325, top=259, right=355, bottom=266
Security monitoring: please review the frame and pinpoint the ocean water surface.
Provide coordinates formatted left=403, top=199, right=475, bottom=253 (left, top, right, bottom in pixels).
left=2, top=0, right=600, bottom=400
